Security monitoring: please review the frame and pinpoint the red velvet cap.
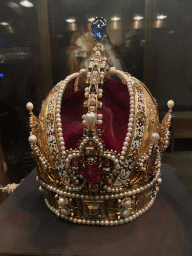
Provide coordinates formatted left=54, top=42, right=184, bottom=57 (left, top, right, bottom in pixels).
left=61, top=79, right=130, bottom=153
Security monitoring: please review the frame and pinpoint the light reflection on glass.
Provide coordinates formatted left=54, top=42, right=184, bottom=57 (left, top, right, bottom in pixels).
left=134, top=16, right=144, bottom=21
left=66, top=18, right=76, bottom=23
left=20, top=0, right=34, bottom=8
left=88, top=18, right=95, bottom=22
left=157, top=15, right=167, bottom=20
left=0, top=22, right=9, bottom=26
left=111, top=16, right=121, bottom=21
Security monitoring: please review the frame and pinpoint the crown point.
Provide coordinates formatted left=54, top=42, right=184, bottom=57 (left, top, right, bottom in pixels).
left=28, top=135, right=37, bottom=144
left=26, top=102, right=33, bottom=111
left=151, top=132, right=160, bottom=143
left=167, top=99, right=174, bottom=110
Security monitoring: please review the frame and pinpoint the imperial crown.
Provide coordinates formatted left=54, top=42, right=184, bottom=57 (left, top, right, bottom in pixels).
left=26, top=17, right=174, bottom=226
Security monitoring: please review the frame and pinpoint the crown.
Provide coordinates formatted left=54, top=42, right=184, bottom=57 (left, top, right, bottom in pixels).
left=26, top=17, right=174, bottom=226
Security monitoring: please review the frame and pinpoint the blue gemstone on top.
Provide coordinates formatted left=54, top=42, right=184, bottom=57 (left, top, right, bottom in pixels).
left=91, top=17, right=107, bottom=41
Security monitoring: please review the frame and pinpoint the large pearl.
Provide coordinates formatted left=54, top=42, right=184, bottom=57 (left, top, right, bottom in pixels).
left=124, top=200, right=131, bottom=209
left=28, top=135, right=37, bottom=144
left=85, top=112, right=96, bottom=130
left=109, top=67, right=116, bottom=75
left=61, top=208, right=69, bottom=216
left=167, top=99, right=174, bottom=110
left=122, top=210, right=130, bottom=218
left=151, top=132, right=160, bottom=143
left=58, top=197, right=66, bottom=207
left=26, top=102, right=33, bottom=111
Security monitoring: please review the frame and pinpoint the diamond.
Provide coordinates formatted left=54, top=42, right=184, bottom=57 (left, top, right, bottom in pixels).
left=91, top=17, right=107, bottom=41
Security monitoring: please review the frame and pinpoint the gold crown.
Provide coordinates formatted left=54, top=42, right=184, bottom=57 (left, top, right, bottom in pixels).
left=26, top=17, right=174, bottom=226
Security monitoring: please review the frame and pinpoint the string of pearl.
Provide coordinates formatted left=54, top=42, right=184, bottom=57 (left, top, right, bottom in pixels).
left=44, top=191, right=157, bottom=225
left=38, top=166, right=161, bottom=199
left=55, top=70, right=87, bottom=158
left=109, top=67, right=135, bottom=162
left=161, top=100, right=174, bottom=152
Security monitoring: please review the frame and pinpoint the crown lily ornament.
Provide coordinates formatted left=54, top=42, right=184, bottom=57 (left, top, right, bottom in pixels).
left=27, top=17, right=174, bottom=226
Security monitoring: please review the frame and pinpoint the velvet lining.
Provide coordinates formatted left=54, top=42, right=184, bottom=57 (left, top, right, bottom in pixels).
left=61, top=79, right=130, bottom=153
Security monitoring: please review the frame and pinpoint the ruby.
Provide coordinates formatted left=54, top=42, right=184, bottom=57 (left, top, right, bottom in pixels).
left=80, top=162, right=103, bottom=184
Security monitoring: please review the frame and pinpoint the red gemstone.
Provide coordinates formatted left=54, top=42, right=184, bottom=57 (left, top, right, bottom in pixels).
left=80, top=162, right=103, bottom=184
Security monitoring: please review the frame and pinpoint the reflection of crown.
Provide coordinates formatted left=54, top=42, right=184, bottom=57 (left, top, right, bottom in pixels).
left=26, top=17, right=174, bottom=226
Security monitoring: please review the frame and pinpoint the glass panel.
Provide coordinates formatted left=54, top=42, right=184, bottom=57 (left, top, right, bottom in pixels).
left=152, top=0, right=192, bottom=110
left=48, top=0, right=145, bottom=89
left=0, top=0, right=39, bottom=185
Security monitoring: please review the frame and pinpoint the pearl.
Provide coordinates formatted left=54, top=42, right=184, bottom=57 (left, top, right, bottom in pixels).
left=97, top=120, right=103, bottom=124
left=26, top=102, right=33, bottom=111
left=105, top=220, right=109, bottom=226
left=114, top=164, right=120, bottom=170
left=122, top=146, right=127, bottom=151
left=122, top=210, right=130, bottom=218
left=109, top=67, right=116, bottom=74
left=84, top=93, right=89, bottom=98
left=151, top=132, right=160, bottom=143
left=121, top=151, right=126, bottom=156
left=97, top=114, right=103, bottom=119
left=114, top=220, right=119, bottom=225
left=105, top=195, right=109, bottom=200
left=80, top=69, right=87, bottom=75
left=167, top=99, right=174, bottom=109
left=85, top=112, right=96, bottom=130
left=28, top=135, right=37, bottom=144
left=157, top=178, right=162, bottom=184
left=98, top=93, right=102, bottom=98
left=60, top=208, right=68, bottom=215
left=78, top=219, right=82, bottom=224
left=90, top=106, right=95, bottom=112
left=90, top=98, right=95, bottom=105
left=119, top=219, right=124, bottom=224
left=109, top=220, right=114, bottom=226
left=124, top=200, right=131, bottom=208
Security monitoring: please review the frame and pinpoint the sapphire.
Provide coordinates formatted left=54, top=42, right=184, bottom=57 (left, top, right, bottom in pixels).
left=91, top=17, right=107, bottom=41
